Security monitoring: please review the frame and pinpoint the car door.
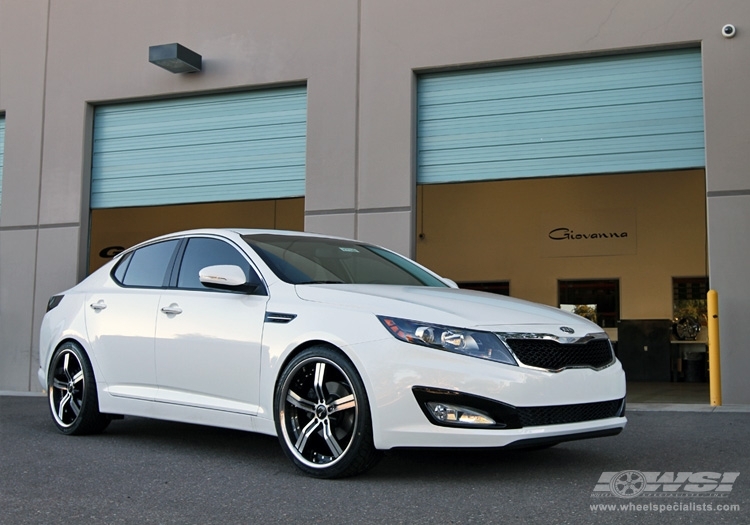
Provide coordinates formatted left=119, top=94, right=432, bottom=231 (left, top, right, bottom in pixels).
left=153, top=236, right=268, bottom=415
left=84, top=239, right=180, bottom=400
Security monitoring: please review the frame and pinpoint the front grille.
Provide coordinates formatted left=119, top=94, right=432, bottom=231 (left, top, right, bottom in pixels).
left=504, top=337, right=614, bottom=370
left=518, top=398, right=624, bottom=427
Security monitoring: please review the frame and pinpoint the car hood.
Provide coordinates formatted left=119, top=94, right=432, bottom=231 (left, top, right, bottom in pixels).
left=294, top=284, right=600, bottom=333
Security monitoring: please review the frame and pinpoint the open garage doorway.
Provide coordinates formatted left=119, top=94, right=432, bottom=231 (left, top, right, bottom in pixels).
left=415, top=169, right=709, bottom=401
left=88, top=197, right=304, bottom=273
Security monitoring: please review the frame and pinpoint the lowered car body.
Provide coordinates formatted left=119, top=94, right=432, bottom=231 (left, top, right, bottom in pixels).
left=39, top=228, right=626, bottom=477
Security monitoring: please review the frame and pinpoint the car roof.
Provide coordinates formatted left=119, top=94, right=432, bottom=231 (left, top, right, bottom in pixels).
left=117, top=228, right=367, bottom=259
left=192, top=228, right=353, bottom=241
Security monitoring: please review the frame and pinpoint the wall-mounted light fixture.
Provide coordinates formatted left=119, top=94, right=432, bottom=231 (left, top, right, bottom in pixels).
left=148, top=43, right=202, bottom=73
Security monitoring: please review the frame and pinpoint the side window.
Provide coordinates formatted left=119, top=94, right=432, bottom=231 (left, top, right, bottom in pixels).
left=176, top=237, right=257, bottom=291
left=112, top=252, right=133, bottom=284
left=116, top=240, right=180, bottom=288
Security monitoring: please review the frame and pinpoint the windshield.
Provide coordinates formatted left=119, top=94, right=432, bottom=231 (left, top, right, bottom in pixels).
left=242, top=234, right=448, bottom=287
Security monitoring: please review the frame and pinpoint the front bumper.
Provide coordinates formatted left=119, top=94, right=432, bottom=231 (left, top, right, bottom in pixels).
left=352, top=337, right=627, bottom=450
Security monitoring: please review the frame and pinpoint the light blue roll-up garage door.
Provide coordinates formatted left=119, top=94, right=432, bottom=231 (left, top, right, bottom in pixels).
left=0, top=116, right=5, bottom=217
left=91, top=86, right=307, bottom=208
left=417, top=49, right=704, bottom=184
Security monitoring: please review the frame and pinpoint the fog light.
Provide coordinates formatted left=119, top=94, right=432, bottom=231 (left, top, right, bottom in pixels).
left=426, top=402, right=496, bottom=426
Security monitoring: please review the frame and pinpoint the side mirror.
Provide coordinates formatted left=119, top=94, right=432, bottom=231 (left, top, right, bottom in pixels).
left=199, top=265, right=258, bottom=293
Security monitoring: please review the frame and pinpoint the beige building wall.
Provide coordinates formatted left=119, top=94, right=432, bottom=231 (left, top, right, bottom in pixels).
left=1, top=1, right=749, bottom=402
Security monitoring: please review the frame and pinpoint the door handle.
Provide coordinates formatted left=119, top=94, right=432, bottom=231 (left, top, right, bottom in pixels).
left=89, top=300, right=107, bottom=311
left=160, top=304, right=183, bottom=315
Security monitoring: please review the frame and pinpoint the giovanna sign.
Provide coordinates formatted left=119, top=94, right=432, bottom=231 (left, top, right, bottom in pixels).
left=548, top=228, right=629, bottom=241
left=541, top=209, right=637, bottom=258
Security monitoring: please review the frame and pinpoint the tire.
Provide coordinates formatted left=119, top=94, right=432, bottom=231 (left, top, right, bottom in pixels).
left=274, top=346, right=381, bottom=478
left=47, top=341, right=111, bottom=435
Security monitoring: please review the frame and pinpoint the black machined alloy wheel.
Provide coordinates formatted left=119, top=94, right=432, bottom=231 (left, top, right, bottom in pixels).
left=274, top=346, right=381, bottom=478
left=48, top=342, right=110, bottom=435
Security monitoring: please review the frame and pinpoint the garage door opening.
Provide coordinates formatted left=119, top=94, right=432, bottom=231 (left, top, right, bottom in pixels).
left=416, top=169, right=708, bottom=398
left=89, top=197, right=304, bottom=273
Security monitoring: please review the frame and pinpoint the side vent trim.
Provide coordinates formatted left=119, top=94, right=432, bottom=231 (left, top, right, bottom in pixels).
left=265, top=312, right=297, bottom=324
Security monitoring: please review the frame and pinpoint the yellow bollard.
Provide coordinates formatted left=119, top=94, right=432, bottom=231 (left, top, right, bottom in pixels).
left=707, top=290, right=722, bottom=406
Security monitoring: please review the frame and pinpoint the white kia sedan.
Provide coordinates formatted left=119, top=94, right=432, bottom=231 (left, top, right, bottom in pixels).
left=39, top=228, right=626, bottom=478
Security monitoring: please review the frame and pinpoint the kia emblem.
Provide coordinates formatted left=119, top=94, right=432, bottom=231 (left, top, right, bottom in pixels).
left=560, top=326, right=575, bottom=334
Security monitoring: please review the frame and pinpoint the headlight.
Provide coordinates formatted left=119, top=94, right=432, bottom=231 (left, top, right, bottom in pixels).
left=377, top=316, right=517, bottom=366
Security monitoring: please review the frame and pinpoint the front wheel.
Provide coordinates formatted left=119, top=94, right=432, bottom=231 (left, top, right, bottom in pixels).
left=47, top=341, right=111, bottom=435
left=274, top=346, right=381, bottom=478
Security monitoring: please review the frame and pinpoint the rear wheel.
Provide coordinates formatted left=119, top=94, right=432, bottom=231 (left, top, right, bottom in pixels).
left=48, top=342, right=110, bottom=435
left=274, top=346, right=381, bottom=478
